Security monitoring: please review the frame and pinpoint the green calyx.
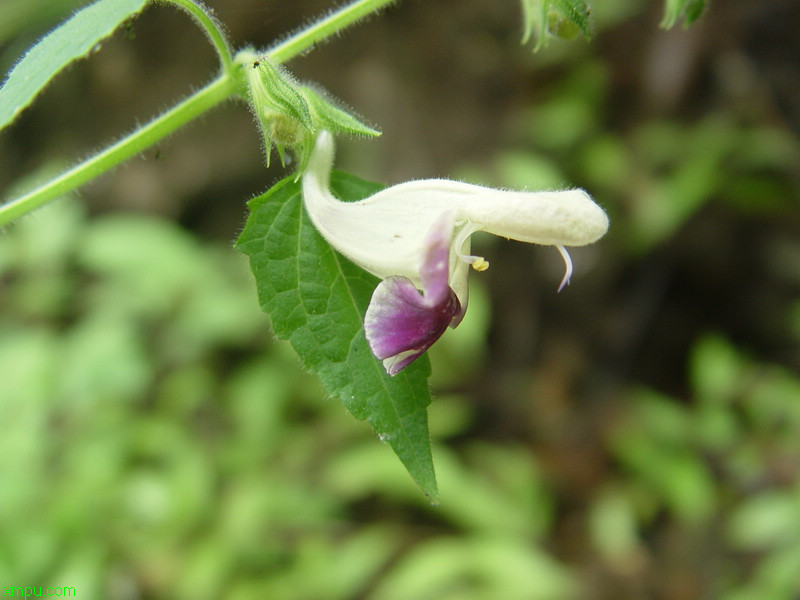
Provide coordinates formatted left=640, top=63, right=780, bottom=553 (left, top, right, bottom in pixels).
left=239, top=50, right=380, bottom=171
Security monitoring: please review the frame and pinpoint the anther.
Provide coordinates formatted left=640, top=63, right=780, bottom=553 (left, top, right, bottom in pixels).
left=471, top=258, right=489, bottom=272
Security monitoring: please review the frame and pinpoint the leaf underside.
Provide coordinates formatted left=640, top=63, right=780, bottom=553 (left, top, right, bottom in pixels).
left=0, top=0, right=149, bottom=132
left=236, top=171, right=438, bottom=499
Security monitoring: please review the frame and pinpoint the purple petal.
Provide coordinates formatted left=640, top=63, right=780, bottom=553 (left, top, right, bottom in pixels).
left=417, top=211, right=454, bottom=307
left=364, top=211, right=461, bottom=376
left=365, top=276, right=461, bottom=375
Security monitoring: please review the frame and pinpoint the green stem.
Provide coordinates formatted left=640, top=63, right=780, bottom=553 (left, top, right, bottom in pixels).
left=163, top=0, right=235, bottom=77
left=0, top=75, right=235, bottom=226
left=268, top=0, right=397, bottom=64
left=0, top=0, right=398, bottom=226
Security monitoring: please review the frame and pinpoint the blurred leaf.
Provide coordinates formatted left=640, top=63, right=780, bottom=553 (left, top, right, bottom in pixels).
left=613, top=391, right=717, bottom=522
left=578, top=135, right=630, bottom=192
left=526, top=97, right=595, bottom=151
left=661, top=0, right=708, bottom=28
left=170, top=251, right=266, bottom=349
left=324, top=439, right=431, bottom=502
left=494, top=151, right=565, bottom=189
left=691, top=334, right=747, bottom=404
left=372, top=536, right=574, bottom=600
left=177, top=536, right=234, bottom=599
left=521, top=0, right=592, bottom=51
left=78, top=214, right=211, bottom=320
left=729, top=490, right=800, bottom=550
left=745, top=545, right=800, bottom=599
left=426, top=394, right=474, bottom=439
left=48, top=547, right=105, bottom=599
left=589, top=486, right=641, bottom=565
left=0, top=329, right=57, bottom=526
left=265, top=526, right=398, bottom=600
left=222, top=359, right=293, bottom=460
left=629, top=118, right=733, bottom=250
left=5, top=198, right=84, bottom=267
left=693, top=400, right=739, bottom=451
left=58, top=311, right=151, bottom=406
left=440, top=444, right=554, bottom=538
left=0, top=0, right=149, bottom=131
left=0, top=199, right=84, bottom=318
left=237, top=171, right=438, bottom=499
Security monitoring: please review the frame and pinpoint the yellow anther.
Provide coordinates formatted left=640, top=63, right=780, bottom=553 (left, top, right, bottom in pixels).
left=471, top=258, right=489, bottom=272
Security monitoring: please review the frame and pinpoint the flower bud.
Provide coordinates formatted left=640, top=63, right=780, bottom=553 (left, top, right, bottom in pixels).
left=240, top=50, right=379, bottom=169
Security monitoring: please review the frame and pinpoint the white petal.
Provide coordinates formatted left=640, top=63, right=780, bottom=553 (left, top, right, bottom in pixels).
left=302, top=131, right=609, bottom=286
left=303, top=132, right=445, bottom=282
left=456, top=186, right=609, bottom=247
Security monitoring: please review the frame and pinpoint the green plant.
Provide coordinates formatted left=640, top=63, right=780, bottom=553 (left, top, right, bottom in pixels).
left=0, top=0, right=710, bottom=494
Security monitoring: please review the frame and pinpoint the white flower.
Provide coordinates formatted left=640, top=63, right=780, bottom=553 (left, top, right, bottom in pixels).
left=302, top=131, right=609, bottom=375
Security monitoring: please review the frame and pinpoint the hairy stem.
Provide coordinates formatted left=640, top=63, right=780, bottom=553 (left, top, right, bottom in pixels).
left=0, top=75, right=236, bottom=226
left=0, top=0, right=399, bottom=226
left=163, top=0, right=235, bottom=77
left=267, top=0, right=397, bottom=63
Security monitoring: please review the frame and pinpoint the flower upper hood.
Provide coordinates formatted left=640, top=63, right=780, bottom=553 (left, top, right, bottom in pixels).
left=302, top=131, right=609, bottom=375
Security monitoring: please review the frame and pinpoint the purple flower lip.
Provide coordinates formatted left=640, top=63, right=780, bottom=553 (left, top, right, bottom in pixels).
left=365, top=277, right=461, bottom=375
left=302, top=131, right=609, bottom=375
left=365, top=213, right=462, bottom=376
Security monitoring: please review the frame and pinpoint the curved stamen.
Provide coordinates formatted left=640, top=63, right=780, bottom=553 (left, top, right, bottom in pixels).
left=454, top=222, right=488, bottom=270
left=556, top=245, right=573, bottom=292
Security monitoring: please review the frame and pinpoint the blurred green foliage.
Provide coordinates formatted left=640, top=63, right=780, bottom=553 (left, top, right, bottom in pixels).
left=520, top=0, right=592, bottom=51
left=3, top=189, right=799, bottom=598
left=661, top=0, right=708, bottom=28
left=608, top=336, right=800, bottom=600
left=0, top=199, right=573, bottom=599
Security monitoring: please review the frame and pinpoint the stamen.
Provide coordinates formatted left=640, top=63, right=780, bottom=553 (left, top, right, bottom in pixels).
left=556, top=245, right=573, bottom=292
left=457, top=250, right=481, bottom=264
left=454, top=223, right=482, bottom=265
left=471, top=258, right=489, bottom=272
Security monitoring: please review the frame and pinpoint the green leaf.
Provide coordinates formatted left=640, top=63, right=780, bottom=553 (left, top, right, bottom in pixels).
left=661, top=0, right=708, bottom=28
left=236, top=171, right=438, bottom=499
left=0, top=0, right=149, bottom=132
